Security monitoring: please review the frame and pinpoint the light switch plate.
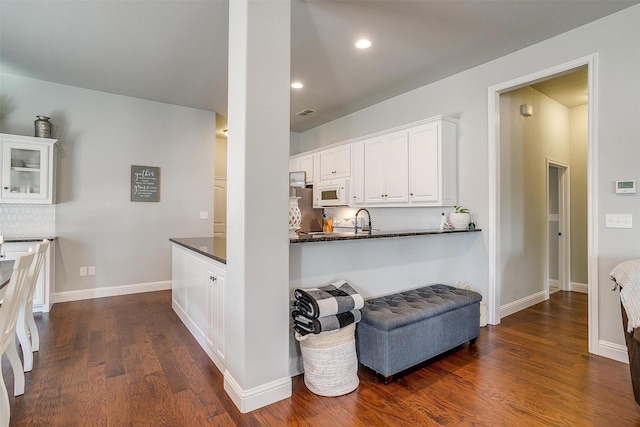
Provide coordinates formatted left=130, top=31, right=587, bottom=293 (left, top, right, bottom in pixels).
left=200, top=211, right=208, bottom=220
left=605, top=214, right=632, bottom=228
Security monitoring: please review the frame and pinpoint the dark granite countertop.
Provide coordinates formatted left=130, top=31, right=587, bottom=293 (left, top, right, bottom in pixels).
left=3, top=236, right=57, bottom=243
left=290, top=228, right=481, bottom=243
left=1, top=260, right=13, bottom=290
left=170, top=237, right=227, bottom=264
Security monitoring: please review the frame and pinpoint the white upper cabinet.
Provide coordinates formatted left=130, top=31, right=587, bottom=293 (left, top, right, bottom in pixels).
left=0, top=133, right=57, bottom=204
left=290, top=115, right=458, bottom=208
left=364, top=131, right=409, bottom=204
left=289, top=153, right=317, bottom=185
left=408, top=123, right=440, bottom=203
left=351, top=141, right=365, bottom=205
left=320, top=145, right=350, bottom=181
left=406, top=118, right=457, bottom=206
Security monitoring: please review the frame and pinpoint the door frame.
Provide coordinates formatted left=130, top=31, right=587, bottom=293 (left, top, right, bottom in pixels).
left=546, top=159, right=570, bottom=294
left=487, top=54, right=599, bottom=355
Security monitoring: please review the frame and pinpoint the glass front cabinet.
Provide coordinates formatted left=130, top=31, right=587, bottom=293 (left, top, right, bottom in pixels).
left=0, top=133, right=57, bottom=204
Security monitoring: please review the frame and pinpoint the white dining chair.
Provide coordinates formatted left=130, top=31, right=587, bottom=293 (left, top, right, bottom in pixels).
left=0, top=250, right=35, bottom=427
left=16, top=239, right=49, bottom=372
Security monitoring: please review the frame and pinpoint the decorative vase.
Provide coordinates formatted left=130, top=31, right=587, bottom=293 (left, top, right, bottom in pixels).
left=289, top=196, right=302, bottom=238
left=449, top=212, right=471, bottom=230
left=34, top=115, right=52, bottom=138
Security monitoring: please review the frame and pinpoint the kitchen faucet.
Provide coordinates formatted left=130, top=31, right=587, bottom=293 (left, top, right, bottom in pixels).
left=354, top=209, right=372, bottom=234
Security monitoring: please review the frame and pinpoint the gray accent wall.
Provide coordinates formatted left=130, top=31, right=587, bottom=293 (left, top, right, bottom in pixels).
left=0, top=73, right=216, bottom=295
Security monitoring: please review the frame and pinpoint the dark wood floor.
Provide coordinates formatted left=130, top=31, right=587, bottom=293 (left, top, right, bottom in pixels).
left=3, top=290, right=640, bottom=426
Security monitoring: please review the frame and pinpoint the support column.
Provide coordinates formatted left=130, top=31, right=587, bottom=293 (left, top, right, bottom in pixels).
left=224, top=0, right=292, bottom=413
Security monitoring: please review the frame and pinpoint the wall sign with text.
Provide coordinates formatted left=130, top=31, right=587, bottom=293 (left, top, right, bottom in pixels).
left=131, top=165, right=160, bottom=202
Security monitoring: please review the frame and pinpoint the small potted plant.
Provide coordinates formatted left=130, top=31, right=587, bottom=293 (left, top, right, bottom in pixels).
left=450, top=206, right=471, bottom=230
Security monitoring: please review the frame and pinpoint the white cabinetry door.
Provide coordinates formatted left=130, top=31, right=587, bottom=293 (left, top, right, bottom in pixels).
left=172, top=246, right=187, bottom=313
left=289, top=153, right=316, bottom=185
left=289, top=157, right=300, bottom=173
left=298, top=154, right=314, bottom=185
left=1, top=134, right=57, bottom=204
left=351, top=141, right=365, bottom=205
left=207, top=265, right=225, bottom=364
left=186, top=254, right=208, bottom=337
left=3, top=241, right=52, bottom=312
left=408, top=123, right=439, bottom=203
left=364, top=131, right=409, bottom=204
left=320, top=145, right=350, bottom=181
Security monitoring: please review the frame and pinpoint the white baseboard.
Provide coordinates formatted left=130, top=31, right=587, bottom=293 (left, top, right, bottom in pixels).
left=500, top=291, right=547, bottom=319
left=548, top=279, right=559, bottom=288
left=571, top=282, right=589, bottom=293
left=52, top=280, right=172, bottom=304
left=224, top=370, right=292, bottom=413
left=598, top=339, right=628, bottom=364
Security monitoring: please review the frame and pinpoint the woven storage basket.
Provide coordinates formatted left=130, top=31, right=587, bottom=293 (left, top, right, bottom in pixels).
left=297, top=323, right=359, bottom=396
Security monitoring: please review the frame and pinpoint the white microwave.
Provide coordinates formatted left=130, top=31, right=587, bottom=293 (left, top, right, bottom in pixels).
left=316, top=179, right=350, bottom=207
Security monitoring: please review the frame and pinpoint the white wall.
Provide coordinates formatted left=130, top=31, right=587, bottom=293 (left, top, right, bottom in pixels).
left=0, top=74, right=216, bottom=297
left=295, top=5, right=640, bottom=349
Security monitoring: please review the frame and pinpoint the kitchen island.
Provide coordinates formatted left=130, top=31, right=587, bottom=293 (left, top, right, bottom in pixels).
left=170, top=237, right=227, bottom=373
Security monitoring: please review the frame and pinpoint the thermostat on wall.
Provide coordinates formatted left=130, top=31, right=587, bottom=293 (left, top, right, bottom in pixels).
left=616, top=180, right=636, bottom=194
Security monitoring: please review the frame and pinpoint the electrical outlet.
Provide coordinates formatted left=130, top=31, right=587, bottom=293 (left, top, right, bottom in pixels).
left=200, top=211, right=208, bottom=220
left=88, top=266, right=96, bottom=276
left=80, top=266, right=87, bottom=277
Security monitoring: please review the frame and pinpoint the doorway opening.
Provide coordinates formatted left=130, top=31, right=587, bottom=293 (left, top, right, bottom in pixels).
left=547, top=160, right=570, bottom=296
left=488, top=54, right=598, bottom=354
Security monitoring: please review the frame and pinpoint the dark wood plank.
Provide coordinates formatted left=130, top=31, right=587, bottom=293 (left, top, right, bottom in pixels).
left=4, top=290, right=640, bottom=426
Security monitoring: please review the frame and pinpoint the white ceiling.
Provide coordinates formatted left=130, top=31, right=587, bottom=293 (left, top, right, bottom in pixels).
left=1, top=1, right=637, bottom=134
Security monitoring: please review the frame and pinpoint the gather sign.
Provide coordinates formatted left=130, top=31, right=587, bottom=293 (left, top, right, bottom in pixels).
left=131, top=165, right=160, bottom=202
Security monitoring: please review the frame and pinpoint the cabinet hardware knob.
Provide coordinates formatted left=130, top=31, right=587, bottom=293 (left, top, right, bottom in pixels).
left=210, top=275, right=217, bottom=281
left=410, top=193, right=414, bottom=196
left=3, top=187, right=7, bottom=190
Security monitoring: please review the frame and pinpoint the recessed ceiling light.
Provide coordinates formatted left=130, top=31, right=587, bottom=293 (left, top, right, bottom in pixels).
left=291, top=82, right=304, bottom=89
left=355, top=39, right=372, bottom=49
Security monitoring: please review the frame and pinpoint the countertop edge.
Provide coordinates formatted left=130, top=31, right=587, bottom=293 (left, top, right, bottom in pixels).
left=3, top=236, right=58, bottom=243
left=170, top=238, right=227, bottom=265
left=290, top=228, right=481, bottom=244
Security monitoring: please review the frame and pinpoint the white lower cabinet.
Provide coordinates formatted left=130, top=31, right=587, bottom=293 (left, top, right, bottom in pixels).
left=207, top=264, right=225, bottom=364
left=3, top=240, right=54, bottom=313
left=171, top=244, right=226, bottom=372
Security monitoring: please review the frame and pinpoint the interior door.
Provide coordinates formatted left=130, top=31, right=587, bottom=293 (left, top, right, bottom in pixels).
left=214, top=178, right=227, bottom=238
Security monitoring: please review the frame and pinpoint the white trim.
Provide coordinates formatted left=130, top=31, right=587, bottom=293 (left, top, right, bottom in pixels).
left=570, top=282, right=589, bottom=294
left=223, top=371, right=292, bottom=414
left=586, top=55, right=600, bottom=356
left=598, top=340, right=628, bottom=364
left=500, top=291, right=547, bottom=319
left=487, top=54, right=599, bottom=355
left=52, top=280, right=171, bottom=304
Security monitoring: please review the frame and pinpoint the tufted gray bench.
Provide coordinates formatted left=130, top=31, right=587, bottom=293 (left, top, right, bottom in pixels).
left=356, top=284, right=482, bottom=383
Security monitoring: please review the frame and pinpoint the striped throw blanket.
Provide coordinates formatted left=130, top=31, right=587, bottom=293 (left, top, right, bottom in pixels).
left=611, top=259, right=640, bottom=332
left=292, top=309, right=361, bottom=336
left=293, top=280, right=364, bottom=319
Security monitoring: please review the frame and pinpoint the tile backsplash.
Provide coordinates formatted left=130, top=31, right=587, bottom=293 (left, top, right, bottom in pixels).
left=0, top=204, right=55, bottom=237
